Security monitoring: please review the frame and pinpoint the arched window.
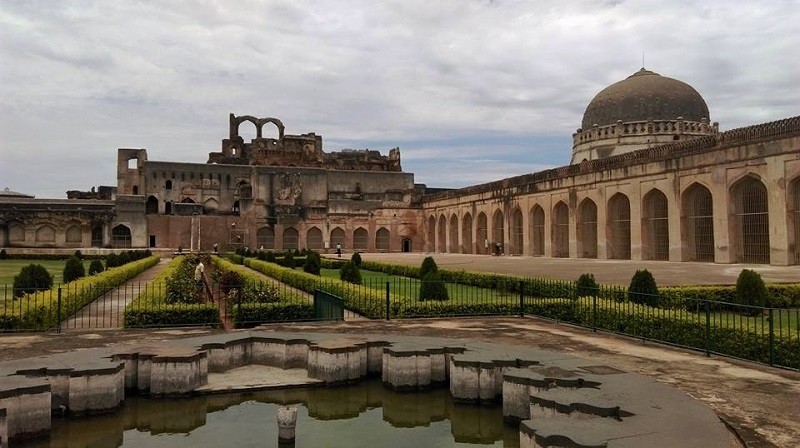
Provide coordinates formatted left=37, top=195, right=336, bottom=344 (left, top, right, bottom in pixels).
left=181, top=197, right=195, bottom=204
left=792, top=179, right=800, bottom=264
left=681, top=183, right=714, bottom=262
left=530, top=205, right=544, bottom=256
left=330, top=227, right=345, bottom=249
left=510, top=208, right=523, bottom=255
left=427, top=216, right=436, bottom=252
left=577, top=199, right=597, bottom=258
left=476, top=212, right=488, bottom=254
left=730, top=176, right=770, bottom=264
left=353, top=227, right=368, bottom=251
left=376, top=228, right=390, bottom=252
left=112, top=225, right=132, bottom=248
left=552, top=202, right=569, bottom=258
left=257, top=227, right=275, bottom=250
left=307, top=227, right=323, bottom=250
left=66, top=225, right=82, bottom=246
left=132, top=185, right=139, bottom=195
left=643, top=189, right=669, bottom=260
left=462, top=212, right=473, bottom=254
left=449, top=214, right=459, bottom=253
left=283, top=227, right=299, bottom=250
left=492, top=210, right=504, bottom=251
left=607, top=193, right=631, bottom=260
left=437, top=215, right=447, bottom=253
left=145, top=196, right=159, bottom=214
left=91, top=225, right=103, bottom=247
left=165, top=201, right=172, bottom=215
left=232, top=200, right=240, bottom=213
left=35, top=225, right=55, bottom=243
left=165, top=180, right=172, bottom=190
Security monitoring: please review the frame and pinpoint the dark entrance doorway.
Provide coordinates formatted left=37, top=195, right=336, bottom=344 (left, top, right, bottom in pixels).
left=402, top=238, right=412, bottom=253
left=149, top=235, right=156, bottom=248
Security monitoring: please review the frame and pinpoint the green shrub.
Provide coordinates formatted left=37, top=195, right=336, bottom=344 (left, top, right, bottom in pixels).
left=219, top=270, right=244, bottom=295
left=242, top=282, right=281, bottom=303
left=266, top=251, right=277, bottom=263
left=420, top=256, right=439, bottom=278
left=73, top=250, right=83, bottom=259
left=351, top=252, right=362, bottom=267
left=0, top=249, right=7, bottom=259
left=339, top=261, right=362, bottom=285
left=303, top=251, right=321, bottom=275
left=576, top=273, right=599, bottom=297
left=628, top=269, right=659, bottom=306
left=284, top=252, right=296, bottom=269
left=88, top=259, right=105, bottom=275
left=63, top=256, right=86, bottom=283
left=13, top=264, right=54, bottom=298
left=736, top=269, right=767, bottom=314
left=419, top=271, right=449, bottom=301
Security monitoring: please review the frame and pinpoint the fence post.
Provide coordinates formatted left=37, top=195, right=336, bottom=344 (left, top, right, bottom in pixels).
left=592, top=290, right=597, bottom=332
left=385, top=282, right=390, bottom=321
left=56, top=287, right=62, bottom=333
left=519, top=280, right=524, bottom=318
left=236, top=287, right=242, bottom=328
left=768, top=308, right=775, bottom=366
left=704, top=300, right=711, bottom=357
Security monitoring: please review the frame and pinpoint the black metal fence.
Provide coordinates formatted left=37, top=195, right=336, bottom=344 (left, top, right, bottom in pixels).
left=2, top=276, right=798, bottom=370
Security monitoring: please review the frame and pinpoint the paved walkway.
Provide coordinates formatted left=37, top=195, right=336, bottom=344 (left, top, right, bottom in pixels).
left=61, top=258, right=171, bottom=330
left=350, top=253, right=800, bottom=286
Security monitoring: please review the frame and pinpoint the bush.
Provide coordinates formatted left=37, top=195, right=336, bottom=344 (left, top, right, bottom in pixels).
left=13, top=264, right=54, bottom=298
left=73, top=250, right=83, bottom=259
left=63, top=256, right=86, bottom=283
left=219, top=270, right=244, bottom=295
left=736, top=269, right=767, bottom=314
left=419, top=271, right=449, bottom=301
left=351, top=252, right=362, bottom=267
left=284, top=252, right=296, bottom=269
left=339, top=261, right=362, bottom=285
left=88, top=259, right=105, bottom=275
left=303, top=251, right=321, bottom=275
left=0, top=249, right=8, bottom=259
left=576, top=273, right=599, bottom=297
left=420, top=256, right=439, bottom=278
left=628, top=269, right=659, bottom=306
left=266, top=251, right=277, bottom=263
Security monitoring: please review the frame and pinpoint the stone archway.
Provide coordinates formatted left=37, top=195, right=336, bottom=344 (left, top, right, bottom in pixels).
left=449, top=214, right=459, bottom=253
left=642, top=189, right=669, bottom=260
left=552, top=202, right=569, bottom=258
left=112, top=225, right=132, bottom=248
left=530, top=205, right=544, bottom=256
left=376, top=227, right=390, bottom=252
left=476, top=212, right=488, bottom=254
left=577, top=199, right=597, bottom=258
left=307, top=227, right=323, bottom=250
left=607, top=193, right=631, bottom=260
left=510, top=208, right=523, bottom=255
left=437, top=215, right=447, bottom=253
left=462, top=212, right=473, bottom=254
left=730, top=176, right=770, bottom=264
left=681, top=183, right=714, bottom=262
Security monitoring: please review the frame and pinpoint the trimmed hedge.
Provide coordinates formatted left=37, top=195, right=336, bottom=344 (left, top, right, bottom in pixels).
left=3, top=255, right=160, bottom=330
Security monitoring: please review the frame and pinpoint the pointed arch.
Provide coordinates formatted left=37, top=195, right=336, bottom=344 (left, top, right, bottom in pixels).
left=492, top=209, right=504, bottom=251
left=529, top=205, right=544, bottom=256
left=449, top=214, right=459, bottom=253
left=257, top=227, right=275, bottom=250
left=145, top=195, right=159, bottom=214
left=8, top=222, right=24, bottom=242
left=551, top=202, right=569, bottom=257
left=203, top=197, right=219, bottom=214
left=35, top=225, right=55, bottom=243
left=642, top=189, right=670, bottom=260
left=437, top=214, right=447, bottom=253
left=462, top=212, right=473, bottom=254
left=577, top=199, right=597, bottom=258
left=476, top=212, right=488, bottom=254
left=510, top=207, right=523, bottom=255
left=111, top=224, right=131, bottom=248
left=791, top=177, right=800, bottom=264
left=681, top=183, right=714, bottom=262
left=307, top=227, right=323, bottom=250
left=66, top=225, right=82, bottom=246
left=427, top=216, right=436, bottom=252
left=283, top=227, right=299, bottom=250
left=730, top=175, right=770, bottom=263
left=607, top=193, right=631, bottom=260
left=376, top=227, right=390, bottom=252
left=91, top=225, right=103, bottom=247
left=330, top=227, right=345, bottom=249
left=353, top=227, right=368, bottom=251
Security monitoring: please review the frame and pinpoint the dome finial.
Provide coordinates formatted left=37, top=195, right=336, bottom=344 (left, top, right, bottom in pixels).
left=642, top=51, right=645, bottom=70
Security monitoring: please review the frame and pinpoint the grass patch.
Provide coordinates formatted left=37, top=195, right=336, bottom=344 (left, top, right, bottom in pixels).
left=0, top=259, right=94, bottom=286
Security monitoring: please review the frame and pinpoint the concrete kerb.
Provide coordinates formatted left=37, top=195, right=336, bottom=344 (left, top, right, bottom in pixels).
left=0, top=330, right=738, bottom=447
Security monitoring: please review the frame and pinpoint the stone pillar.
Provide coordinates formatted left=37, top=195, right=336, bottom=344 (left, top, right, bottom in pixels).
left=568, top=202, right=578, bottom=258
left=713, top=175, right=733, bottom=263
left=596, top=190, right=609, bottom=259
left=277, top=406, right=297, bottom=445
left=630, top=189, right=643, bottom=261
left=668, top=190, right=683, bottom=262
left=767, top=158, right=790, bottom=265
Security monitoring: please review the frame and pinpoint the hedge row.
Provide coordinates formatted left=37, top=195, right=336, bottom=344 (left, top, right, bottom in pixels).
left=123, top=256, right=220, bottom=328
left=244, top=258, right=390, bottom=318
left=2, top=255, right=161, bottom=330
left=211, top=256, right=314, bottom=325
left=660, top=284, right=800, bottom=309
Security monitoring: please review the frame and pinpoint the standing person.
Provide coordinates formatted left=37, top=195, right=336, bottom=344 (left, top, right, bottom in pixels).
left=194, top=261, right=205, bottom=291
left=336, top=243, right=342, bottom=258
left=213, top=243, right=219, bottom=254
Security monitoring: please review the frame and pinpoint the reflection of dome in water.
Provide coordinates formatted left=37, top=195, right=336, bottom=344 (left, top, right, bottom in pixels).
left=581, top=68, right=710, bottom=130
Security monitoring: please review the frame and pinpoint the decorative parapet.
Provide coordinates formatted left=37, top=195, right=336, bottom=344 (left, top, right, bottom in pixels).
left=426, top=115, right=800, bottom=202
left=572, top=118, right=718, bottom=147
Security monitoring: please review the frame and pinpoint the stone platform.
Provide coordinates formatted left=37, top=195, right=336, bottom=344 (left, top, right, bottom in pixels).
left=0, top=331, right=739, bottom=447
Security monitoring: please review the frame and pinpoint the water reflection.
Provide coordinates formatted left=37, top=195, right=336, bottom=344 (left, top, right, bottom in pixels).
left=22, top=379, right=519, bottom=447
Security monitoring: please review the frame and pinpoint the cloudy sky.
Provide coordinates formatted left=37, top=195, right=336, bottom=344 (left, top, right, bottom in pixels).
left=1, top=0, right=798, bottom=198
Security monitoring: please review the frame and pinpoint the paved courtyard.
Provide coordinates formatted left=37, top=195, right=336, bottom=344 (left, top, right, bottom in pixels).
left=353, top=252, right=800, bottom=286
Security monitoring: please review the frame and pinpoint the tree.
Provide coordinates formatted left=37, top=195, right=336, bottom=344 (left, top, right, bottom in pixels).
left=351, top=252, right=362, bottom=267
left=628, top=269, right=659, bottom=306
left=303, top=251, right=321, bottom=275
left=283, top=251, right=296, bottom=269
left=419, top=256, right=439, bottom=279
left=736, top=269, right=767, bottom=315
left=339, top=261, right=362, bottom=285
left=576, top=273, right=599, bottom=297
left=0, top=249, right=8, bottom=260
left=73, top=250, right=83, bottom=259
left=13, top=264, right=53, bottom=298
left=419, top=271, right=449, bottom=301
left=63, top=256, right=86, bottom=283
left=88, top=259, right=105, bottom=275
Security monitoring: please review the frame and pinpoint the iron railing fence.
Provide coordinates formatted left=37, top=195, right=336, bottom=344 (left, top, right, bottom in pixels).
left=2, top=276, right=798, bottom=370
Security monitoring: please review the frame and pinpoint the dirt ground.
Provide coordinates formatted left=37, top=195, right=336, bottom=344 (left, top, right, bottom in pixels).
left=2, top=317, right=798, bottom=447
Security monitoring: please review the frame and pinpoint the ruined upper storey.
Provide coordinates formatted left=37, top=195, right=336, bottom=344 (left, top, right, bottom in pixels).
left=207, top=114, right=402, bottom=172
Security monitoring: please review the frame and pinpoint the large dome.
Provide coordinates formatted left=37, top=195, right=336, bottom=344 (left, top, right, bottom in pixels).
left=581, top=68, right=710, bottom=130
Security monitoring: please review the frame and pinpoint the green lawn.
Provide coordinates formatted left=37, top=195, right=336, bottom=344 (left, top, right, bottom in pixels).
left=319, top=268, right=517, bottom=304
left=0, top=259, right=94, bottom=287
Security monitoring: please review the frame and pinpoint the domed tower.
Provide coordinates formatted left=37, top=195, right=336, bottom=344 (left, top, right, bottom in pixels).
left=571, top=68, right=718, bottom=164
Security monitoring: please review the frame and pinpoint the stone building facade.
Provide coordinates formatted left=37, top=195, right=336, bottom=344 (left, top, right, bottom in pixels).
left=1, top=70, right=799, bottom=266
